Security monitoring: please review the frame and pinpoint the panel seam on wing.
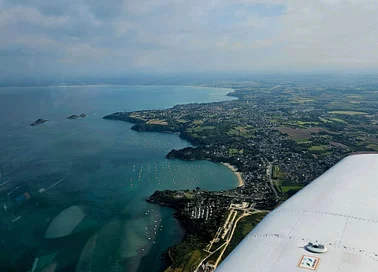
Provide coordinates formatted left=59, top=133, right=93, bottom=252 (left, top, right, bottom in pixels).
left=272, top=209, right=378, bottom=224
left=247, top=233, right=378, bottom=261
left=288, top=209, right=306, bottom=237
left=339, top=217, right=349, bottom=245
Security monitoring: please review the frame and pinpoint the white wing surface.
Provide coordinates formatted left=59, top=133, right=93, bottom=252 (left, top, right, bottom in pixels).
left=216, top=154, right=378, bottom=272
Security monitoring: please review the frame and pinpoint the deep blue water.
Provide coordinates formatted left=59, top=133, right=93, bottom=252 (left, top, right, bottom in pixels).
left=0, top=85, right=238, bottom=272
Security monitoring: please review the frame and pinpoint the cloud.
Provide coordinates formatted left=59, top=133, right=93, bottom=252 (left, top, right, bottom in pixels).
left=0, top=6, right=70, bottom=28
left=0, top=0, right=378, bottom=78
left=276, top=0, right=378, bottom=69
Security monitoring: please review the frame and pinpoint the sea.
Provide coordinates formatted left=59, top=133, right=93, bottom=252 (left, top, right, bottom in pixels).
left=0, top=85, right=238, bottom=272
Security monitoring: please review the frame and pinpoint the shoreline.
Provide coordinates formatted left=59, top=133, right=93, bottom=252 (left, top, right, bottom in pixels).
left=221, top=163, right=245, bottom=187
left=0, top=84, right=235, bottom=94
left=101, top=87, right=240, bottom=271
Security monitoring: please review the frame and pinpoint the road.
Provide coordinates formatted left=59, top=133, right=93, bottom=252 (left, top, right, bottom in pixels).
left=266, top=162, right=279, bottom=199
left=213, top=212, right=250, bottom=268
left=195, top=241, right=227, bottom=272
left=196, top=209, right=270, bottom=272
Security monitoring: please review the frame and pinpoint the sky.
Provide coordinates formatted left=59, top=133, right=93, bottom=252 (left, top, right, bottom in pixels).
left=1, top=0, right=378, bottom=79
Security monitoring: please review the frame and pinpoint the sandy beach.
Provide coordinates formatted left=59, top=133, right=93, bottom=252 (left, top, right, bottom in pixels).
left=221, top=163, right=245, bottom=187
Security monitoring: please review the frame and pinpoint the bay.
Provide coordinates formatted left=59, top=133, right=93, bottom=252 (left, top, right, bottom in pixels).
left=0, top=85, right=238, bottom=272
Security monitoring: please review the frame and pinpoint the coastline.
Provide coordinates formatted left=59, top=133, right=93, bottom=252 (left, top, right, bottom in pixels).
left=221, top=163, right=245, bottom=187
left=101, top=86, right=241, bottom=272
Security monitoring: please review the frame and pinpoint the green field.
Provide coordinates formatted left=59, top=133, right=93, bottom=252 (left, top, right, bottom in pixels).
left=281, top=185, right=305, bottom=193
left=166, top=249, right=207, bottom=272
left=221, top=213, right=268, bottom=262
left=227, top=126, right=257, bottom=138
left=329, top=111, right=367, bottom=115
left=319, top=117, right=332, bottom=123
left=308, top=145, right=327, bottom=151
left=367, top=144, right=378, bottom=151
left=229, top=148, right=243, bottom=155
left=295, top=139, right=313, bottom=144
left=272, top=166, right=286, bottom=179
left=347, top=95, right=364, bottom=99
left=274, top=180, right=283, bottom=193
left=329, top=117, right=347, bottom=123
left=192, top=126, right=215, bottom=132
left=269, top=119, right=281, bottom=124
left=297, top=121, right=320, bottom=126
left=234, top=125, right=252, bottom=130
left=292, top=98, right=315, bottom=103
left=348, top=101, right=361, bottom=104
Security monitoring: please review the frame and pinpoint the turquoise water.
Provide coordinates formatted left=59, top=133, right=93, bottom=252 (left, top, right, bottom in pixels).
left=0, top=85, right=238, bottom=271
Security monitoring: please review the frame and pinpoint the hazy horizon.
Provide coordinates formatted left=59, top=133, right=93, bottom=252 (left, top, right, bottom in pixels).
left=2, top=71, right=378, bottom=88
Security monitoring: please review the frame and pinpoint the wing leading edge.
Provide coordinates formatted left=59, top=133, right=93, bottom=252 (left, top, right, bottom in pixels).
left=216, top=154, right=378, bottom=272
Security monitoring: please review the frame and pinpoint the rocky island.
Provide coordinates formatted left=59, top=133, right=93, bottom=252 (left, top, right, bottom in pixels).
left=67, top=113, right=86, bottom=119
left=30, top=118, right=47, bottom=126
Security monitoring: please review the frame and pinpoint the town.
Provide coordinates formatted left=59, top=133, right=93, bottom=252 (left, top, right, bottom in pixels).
left=104, top=80, right=378, bottom=271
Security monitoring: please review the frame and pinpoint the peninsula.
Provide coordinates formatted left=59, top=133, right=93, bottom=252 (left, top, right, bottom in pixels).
left=104, top=81, right=378, bottom=271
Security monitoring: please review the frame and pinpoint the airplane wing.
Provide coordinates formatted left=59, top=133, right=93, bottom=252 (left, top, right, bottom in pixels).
left=216, top=153, right=378, bottom=271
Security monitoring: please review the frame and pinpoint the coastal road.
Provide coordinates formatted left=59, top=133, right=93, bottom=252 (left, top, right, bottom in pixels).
left=195, top=242, right=227, bottom=272
left=196, top=203, right=271, bottom=272
left=213, top=212, right=249, bottom=268
left=213, top=210, right=269, bottom=269
left=196, top=209, right=270, bottom=271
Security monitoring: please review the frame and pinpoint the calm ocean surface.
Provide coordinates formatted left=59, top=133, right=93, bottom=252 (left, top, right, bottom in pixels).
left=0, top=85, right=238, bottom=272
